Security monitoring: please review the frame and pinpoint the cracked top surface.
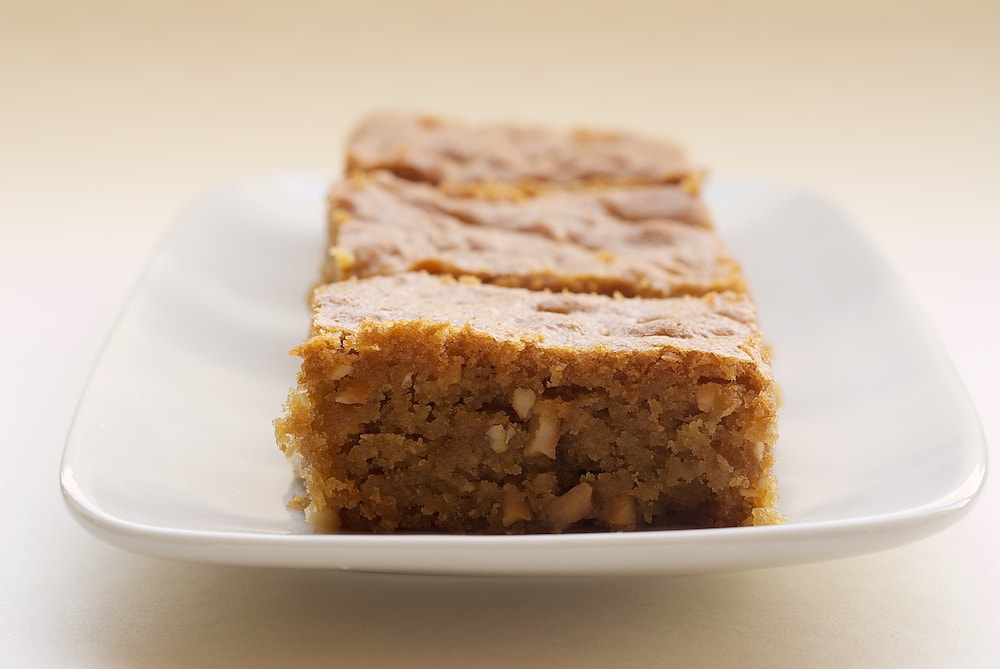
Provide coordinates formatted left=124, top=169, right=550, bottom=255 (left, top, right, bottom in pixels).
left=346, top=112, right=698, bottom=189
left=326, top=172, right=745, bottom=298
left=311, top=272, right=766, bottom=365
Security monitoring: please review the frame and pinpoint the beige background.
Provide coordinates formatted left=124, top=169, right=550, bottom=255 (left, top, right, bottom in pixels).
left=2, top=1, right=998, bottom=667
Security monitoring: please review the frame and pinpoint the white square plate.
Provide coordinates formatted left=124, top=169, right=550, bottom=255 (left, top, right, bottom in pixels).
left=61, top=175, right=986, bottom=576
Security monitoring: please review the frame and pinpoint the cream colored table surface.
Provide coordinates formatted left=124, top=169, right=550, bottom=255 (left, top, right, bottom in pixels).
left=2, top=1, right=998, bottom=666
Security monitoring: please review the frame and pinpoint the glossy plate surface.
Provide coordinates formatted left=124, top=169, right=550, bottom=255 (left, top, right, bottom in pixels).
left=61, top=175, right=987, bottom=576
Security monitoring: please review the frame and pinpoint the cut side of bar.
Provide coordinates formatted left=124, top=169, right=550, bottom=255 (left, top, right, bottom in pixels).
left=322, top=172, right=746, bottom=298
left=275, top=273, right=781, bottom=534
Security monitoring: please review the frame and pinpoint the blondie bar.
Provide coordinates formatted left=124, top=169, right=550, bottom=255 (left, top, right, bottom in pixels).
left=275, top=273, right=780, bottom=534
left=322, top=171, right=745, bottom=298
left=346, top=112, right=700, bottom=195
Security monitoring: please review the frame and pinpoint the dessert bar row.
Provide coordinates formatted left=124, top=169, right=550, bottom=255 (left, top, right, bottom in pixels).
left=275, top=113, right=780, bottom=534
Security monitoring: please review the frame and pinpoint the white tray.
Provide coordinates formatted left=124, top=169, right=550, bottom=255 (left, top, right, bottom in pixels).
left=61, top=175, right=986, bottom=576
